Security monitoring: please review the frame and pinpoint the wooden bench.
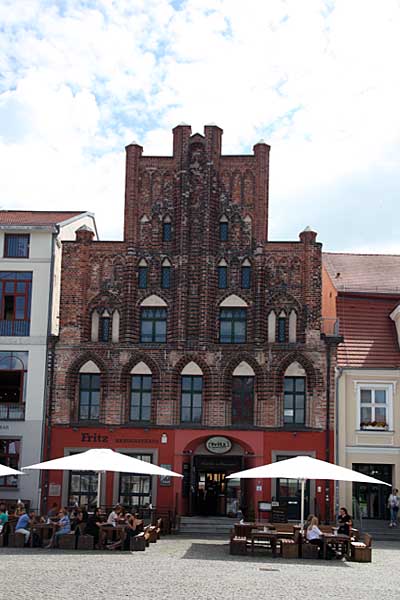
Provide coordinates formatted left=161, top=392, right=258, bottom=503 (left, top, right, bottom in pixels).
left=350, top=533, right=372, bottom=562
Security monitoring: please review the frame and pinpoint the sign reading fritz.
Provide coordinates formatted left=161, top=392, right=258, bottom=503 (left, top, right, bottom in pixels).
left=206, top=436, right=232, bottom=454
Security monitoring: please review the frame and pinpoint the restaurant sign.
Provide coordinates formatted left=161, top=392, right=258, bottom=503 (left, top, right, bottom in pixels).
left=206, top=436, right=232, bottom=454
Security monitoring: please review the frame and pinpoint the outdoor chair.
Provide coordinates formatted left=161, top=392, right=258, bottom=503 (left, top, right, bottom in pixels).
left=350, top=533, right=372, bottom=562
left=58, top=533, right=77, bottom=550
left=280, top=538, right=299, bottom=558
left=301, top=541, right=319, bottom=559
left=130, top=532, right=146, bottom=551
left=230, top=536, right=247, bottom=555
left=144, top=525, right=158, bottom=544
left=8, top=532, right=25, bottom=548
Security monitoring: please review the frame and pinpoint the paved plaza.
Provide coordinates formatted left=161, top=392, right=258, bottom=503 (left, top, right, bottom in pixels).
left=1, top=537, right=400, bottom=600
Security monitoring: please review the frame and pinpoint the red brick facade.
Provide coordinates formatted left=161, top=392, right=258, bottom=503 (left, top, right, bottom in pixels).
left=46, top=125, right=338, bottom=521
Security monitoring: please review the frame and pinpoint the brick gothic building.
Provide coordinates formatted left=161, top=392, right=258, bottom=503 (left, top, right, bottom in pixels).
left=46, top=124, right=339, bottom=521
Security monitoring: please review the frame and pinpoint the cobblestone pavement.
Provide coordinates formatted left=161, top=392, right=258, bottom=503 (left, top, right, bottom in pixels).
left=1, top=537, right=400, bottom=600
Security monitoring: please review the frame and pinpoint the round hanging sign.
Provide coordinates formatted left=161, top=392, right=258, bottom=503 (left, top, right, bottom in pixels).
left=206, top=436, right=232, bottom=454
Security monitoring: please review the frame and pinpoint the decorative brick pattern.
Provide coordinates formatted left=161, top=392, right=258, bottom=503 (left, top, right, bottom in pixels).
left=51, top=125, right=337, bottom=433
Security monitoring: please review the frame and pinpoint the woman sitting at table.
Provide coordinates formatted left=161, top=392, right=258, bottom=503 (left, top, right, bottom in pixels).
left=45, top=508, right=71, bottom=548
left=306, top=516, right=323, bottom=554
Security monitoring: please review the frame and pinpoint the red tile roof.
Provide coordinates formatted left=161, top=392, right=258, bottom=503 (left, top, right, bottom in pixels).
left=337, top=295, right=400, bottom=368
left=0, top=211, right=87, bottom=226
left=323, top=252, right=400, bottom=294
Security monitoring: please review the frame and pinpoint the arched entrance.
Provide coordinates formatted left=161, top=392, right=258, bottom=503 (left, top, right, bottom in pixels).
left=185, top=436, right=249, bottom=517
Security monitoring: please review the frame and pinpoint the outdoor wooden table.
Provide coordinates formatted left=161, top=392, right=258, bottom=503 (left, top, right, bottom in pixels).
left=250, top=530, right=279, bottom=558
left=30, top=522, right=56, bottom=547
left=99, top=524, right=127, bottom=549
left=321, top=533, right=350, bottom=559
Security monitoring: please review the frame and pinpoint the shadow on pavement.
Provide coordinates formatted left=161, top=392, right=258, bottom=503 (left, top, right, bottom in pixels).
left=181, top=542, right=351, bottom=567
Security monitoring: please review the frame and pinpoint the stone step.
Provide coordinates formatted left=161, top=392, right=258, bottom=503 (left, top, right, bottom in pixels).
left=179, top=516, right=235, bottom=535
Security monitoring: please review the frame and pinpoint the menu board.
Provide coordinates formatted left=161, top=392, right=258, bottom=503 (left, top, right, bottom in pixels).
left=271, top=506, right=288, bottom=523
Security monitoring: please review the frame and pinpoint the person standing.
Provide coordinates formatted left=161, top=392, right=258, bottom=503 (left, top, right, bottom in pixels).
left=0, top=504, right=9, bottom=534
left=337, top=507, right=352, bottom=536
left=388, top=489, right=400, bottom=527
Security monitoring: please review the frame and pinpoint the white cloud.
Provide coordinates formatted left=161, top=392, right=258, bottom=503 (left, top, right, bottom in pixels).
left=0, top=0, right=399, bottom=252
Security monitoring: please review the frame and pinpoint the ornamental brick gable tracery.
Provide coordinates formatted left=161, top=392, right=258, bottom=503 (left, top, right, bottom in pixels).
left=51, top=124, right=335, bottom=432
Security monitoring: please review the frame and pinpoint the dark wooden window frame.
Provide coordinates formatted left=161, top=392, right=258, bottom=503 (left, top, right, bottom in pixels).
left=140, top=307, right=167, bottom=343
left=283, top=376, right=306, bottom=425
left=4, top=234, right=30, bottom=259
left=130, top=374, right=152, bottom=422
left=78, top=373, right=101, bottom=421
left=180, top=375, right=203, bottom=424
left=219, top=308, right=247, bottom=343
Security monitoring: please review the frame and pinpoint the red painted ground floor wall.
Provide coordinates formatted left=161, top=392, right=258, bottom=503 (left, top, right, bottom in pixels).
left=45, top=426, right=334, bottom=521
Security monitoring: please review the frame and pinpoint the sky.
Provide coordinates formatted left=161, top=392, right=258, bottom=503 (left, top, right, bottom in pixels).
left=0, top=0, right=399, bottom=252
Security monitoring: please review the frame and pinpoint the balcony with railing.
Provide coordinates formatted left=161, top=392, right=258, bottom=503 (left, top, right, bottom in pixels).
left=0, top=403, right=25, bottom=420
left=0, top=320, right=30, bottom=336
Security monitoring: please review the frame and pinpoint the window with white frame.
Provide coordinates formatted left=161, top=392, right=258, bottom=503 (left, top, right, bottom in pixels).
left=357, top=383, right=393, bottom=430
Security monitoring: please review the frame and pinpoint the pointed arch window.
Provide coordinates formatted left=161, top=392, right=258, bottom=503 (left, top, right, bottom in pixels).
left=140, top=296, right=167, bottom=343
left=162, top=216, right=172, bottom=242
left=219, top=296, right=248, bottom=344
left=99, top=310, right=111, bottom=342
left=283, top=362, right=306, bottom=425
left=219, top=216, right=228, bottom=242
left=232, top=362, right=255, bottom=425
left=277, top=311, right=287, bottom=343
left=218, top=259, right=228, bottom=289
left=138, top=259, right=148, bottom=289
left=241, top=259, right=251, bottom=289
left=130, top=363, right=152, bottom=422
left=161, top=258, right=172, bottom=289
left=78, top=362, right=100, bottom=421
left=180, top=363, right=203, bottom=424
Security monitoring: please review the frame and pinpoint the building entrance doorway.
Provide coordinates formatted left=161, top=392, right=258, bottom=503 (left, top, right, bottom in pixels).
left=276, top=455, right=310, bottom=520
left=353, top=463, right=392, bottom=519
left=192, top=455, right=243, bottom=516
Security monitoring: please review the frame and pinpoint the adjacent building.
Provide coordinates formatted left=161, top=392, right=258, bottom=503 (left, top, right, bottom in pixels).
left=0, top=211, right=97, bottom=509
left=323, top=253, right=400, bottom=520
left=47, top=125, right=340, bottom=521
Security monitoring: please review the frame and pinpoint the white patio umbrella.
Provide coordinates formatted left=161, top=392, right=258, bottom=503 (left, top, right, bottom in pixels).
left=23, top=448, right=182, bottom=507
left=0, top=464, right=24, bottom=477
left=227, top=455, right=391, bottom=531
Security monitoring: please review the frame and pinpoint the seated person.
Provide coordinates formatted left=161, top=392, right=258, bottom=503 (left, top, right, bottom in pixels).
left=72, top=510, right=86, bottom=537
left=306, top=516, right=323, bottom=554
left=45, top=509, right=71, bottom=548
left=85, top=508, right=101, bottom=547
left=103, top=504, right=122, bottom=527
left=123, top=513, right=144, bottom=550
left=337, top=507, right=352, bottom=536
left=15, top=509, right=36, bottom=545
left=0, top=504, right=8, bottom=534
left=107, top=512, right=143, bottom=551
left=15, top=500, right=26, bottom=516
left=47, top=502, right=59, bottom=520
